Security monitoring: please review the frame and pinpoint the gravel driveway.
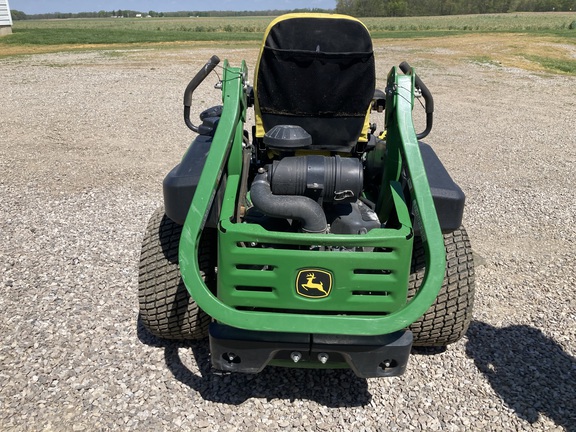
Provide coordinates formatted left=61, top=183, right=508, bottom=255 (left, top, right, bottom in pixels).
left=1, top=42, right=575, bottom=431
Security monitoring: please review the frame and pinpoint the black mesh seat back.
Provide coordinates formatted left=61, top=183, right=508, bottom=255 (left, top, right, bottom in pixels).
left=255, top=14, right=375, bottom=152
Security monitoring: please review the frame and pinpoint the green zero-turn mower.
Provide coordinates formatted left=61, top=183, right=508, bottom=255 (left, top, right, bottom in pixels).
left=138, top=13, right=475, bottom=378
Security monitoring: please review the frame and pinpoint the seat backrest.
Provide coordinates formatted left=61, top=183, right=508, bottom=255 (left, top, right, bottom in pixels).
left=254, top=14, right=375, bottom=152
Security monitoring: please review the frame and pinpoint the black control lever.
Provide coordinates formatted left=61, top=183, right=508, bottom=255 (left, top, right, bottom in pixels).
left=184, top=55, right=220, bottom=132
left=399, top=61, right=434, bottom=139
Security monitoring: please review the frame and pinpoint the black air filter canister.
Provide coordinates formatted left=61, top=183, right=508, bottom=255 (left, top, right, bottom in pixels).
left=268, top=155, right=363, bottom=203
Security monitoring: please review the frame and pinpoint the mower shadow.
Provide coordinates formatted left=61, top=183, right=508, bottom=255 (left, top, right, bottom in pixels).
left=137, top=319, right=371, bottom=407
left=465, top=321, right=576, bottom=431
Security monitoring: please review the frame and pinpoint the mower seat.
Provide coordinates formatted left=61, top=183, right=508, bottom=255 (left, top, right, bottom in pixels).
left=254, top=14, right=376, bottom=153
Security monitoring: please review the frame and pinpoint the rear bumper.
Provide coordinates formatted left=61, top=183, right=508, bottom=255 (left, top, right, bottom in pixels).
left=209, top=323, right=413, bottom=378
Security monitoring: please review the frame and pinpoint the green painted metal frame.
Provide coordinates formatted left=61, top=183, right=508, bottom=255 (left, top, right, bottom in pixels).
left=179, top=62, right=446, bottom=336
left=216, top=180, right=413, bottom=316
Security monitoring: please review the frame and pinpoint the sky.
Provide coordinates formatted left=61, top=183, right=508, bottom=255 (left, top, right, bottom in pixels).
left=9, top=0, right=335, bottom=14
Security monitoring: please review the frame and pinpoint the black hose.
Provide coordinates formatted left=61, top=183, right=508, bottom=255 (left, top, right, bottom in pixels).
left=250, top=172, right=327, bottom=234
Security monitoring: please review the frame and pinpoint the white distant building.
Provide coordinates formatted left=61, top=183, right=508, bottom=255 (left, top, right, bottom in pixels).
left=0, top=0, right=13, bottom=36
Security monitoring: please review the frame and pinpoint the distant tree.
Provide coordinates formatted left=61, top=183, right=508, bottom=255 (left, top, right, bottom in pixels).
left=336, top=0, right=356, bottom=14
left=10, top=9, right=28, bottom=20
left=387, top=0, right=408, bottom=16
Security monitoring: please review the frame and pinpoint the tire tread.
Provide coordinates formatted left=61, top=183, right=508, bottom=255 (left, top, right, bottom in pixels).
left=138, top=207, right=214, bottom=340
left=408, top=227, right=475, bottom=347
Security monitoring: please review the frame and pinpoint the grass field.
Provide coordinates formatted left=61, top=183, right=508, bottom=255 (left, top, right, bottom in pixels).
left=1, top=12, right=575, bottom=74
left=4, top=12, right=576, bottom=44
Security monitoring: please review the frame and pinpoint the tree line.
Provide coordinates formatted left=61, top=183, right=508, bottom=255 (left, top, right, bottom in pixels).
left=10, top=2, right=576, bottom=21
left=335, top=0, right=576, bottom=16
left=9, top=8, right=331, bottom=21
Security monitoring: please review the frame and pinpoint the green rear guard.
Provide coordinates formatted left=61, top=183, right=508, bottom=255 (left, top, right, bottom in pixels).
left=179, top=62, right=445, bottom=337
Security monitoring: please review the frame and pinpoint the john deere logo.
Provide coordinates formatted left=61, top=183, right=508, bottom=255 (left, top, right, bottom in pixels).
left=296, top=269, right=333, bottom=298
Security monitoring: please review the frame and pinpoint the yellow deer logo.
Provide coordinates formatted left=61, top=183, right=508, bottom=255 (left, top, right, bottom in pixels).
left=302, top=273, right=328, bottom=295
left=296, top=269, right=332, bottom=298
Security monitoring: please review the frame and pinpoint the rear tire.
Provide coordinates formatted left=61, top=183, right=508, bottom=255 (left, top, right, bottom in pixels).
left=138, top=207, right=215, bottom=340
left=408, top=227, right=475, bottom=347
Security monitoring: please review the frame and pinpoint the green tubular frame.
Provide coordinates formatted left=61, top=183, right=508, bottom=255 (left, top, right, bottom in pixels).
left=179, top=62, right=445, bottom=336
left=216, top=180, right=413, bottom=317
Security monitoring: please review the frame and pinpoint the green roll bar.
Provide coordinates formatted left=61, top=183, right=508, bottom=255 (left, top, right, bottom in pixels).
left=179, top=61, right=445, bottom=336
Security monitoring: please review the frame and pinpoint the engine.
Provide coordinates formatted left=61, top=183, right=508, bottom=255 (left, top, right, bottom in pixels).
left=247, top=151, right=380, bottom=238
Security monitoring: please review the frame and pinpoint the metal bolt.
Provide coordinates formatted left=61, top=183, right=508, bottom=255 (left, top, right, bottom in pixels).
left=227, top=353, right=237, bottom=362
left=290, top=351, right=302, bottom=363
left=381, top=359, right=392, bottom=369
left=317, top=353, right=329, bottom=364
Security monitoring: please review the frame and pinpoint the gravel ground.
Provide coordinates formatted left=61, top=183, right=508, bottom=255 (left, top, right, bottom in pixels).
left=1, top=42, right=575, bottom=431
